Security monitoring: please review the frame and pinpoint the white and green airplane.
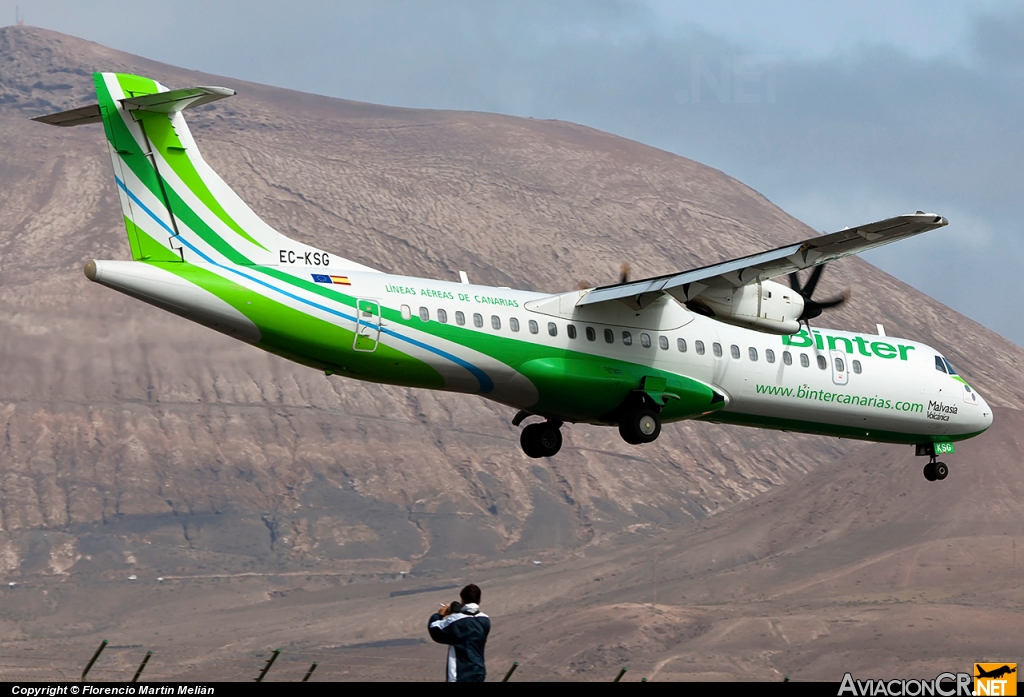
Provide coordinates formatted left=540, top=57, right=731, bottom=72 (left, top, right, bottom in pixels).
left=35, top=73, right=992, bottom=482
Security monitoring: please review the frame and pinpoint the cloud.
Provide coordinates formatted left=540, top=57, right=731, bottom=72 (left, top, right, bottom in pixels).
left=3, top=0, right=1022, bottom=342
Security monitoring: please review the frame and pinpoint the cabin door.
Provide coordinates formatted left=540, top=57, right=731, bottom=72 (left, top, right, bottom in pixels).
left=353, top=299, right=382, bottom=352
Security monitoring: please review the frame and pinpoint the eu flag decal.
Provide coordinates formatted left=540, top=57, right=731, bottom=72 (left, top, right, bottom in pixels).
left=311, top=274, right=352, bottom=285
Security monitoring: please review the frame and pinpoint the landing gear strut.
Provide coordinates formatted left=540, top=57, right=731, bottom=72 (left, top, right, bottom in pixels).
left=520, top=421, right=563, bottom=458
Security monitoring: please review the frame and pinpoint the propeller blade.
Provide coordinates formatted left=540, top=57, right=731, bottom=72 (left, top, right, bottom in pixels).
left=802, top=264, right=825, bottom=298
left=619, top=262, right=630, bottom=285
left=815, top=290, right=850, bottom=310
left=788, top=272, right=803, bottom=294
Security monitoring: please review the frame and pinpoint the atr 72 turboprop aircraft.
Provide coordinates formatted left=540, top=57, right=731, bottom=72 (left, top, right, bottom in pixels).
left=35, top=73, right=992, bottom=482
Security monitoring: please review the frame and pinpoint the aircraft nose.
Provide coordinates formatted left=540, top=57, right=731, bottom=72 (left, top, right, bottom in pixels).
left=976, top=395, right=994, bottom=433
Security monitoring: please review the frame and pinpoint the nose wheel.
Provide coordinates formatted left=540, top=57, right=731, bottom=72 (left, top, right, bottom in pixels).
left=520, top=421, right=563, bottom=458
left=923, top=458, right=949, bottom=482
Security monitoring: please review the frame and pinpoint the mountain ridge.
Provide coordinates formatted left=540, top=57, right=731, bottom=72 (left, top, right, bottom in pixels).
left=0, top=23, right=1018, bottom=573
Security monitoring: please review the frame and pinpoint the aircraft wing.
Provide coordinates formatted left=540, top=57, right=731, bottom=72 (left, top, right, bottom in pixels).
left=577, top=213, right=947, bottom=310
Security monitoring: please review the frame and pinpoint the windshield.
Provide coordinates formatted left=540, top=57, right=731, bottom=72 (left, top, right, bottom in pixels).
left=942, top=357, right=959, bottom=376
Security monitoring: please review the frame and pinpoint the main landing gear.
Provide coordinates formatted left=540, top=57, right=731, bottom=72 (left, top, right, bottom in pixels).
left=616, top=391, right=664, bottom=446
left=618, top=407, right=662, bottom=445
left=512, top=391, right=666, bottom=458
left=519, top=419, right=563, bottom=458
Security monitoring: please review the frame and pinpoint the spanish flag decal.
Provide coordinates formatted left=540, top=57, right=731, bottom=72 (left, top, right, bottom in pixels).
left=312, top=274, right=352, bottom=285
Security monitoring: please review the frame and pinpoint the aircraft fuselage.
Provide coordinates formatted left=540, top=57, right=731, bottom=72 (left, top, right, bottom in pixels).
left=86, top=259, right=993, bottom=447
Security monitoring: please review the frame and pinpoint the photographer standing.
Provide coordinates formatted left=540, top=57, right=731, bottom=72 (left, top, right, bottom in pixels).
left=428, top=583, right=490, bottom=682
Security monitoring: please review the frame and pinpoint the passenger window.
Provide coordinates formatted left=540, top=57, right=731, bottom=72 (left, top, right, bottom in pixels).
left=622, top=331, right=633, bottom=346
left=548, top=322, right=558, bottom=337
left=401, top=304, right=412, bottom=320
left=456, top=311, right=466, bottom=326
left=783, top=351, right=792, bottom=366
left=730, top=344, right=741, bottom=359
left=817, top=355, right=827, bottom=369
left=473, top=313, right=484, bottom=328
left=567, top=324, right=577, bottom=339
left=835, top=357, right=845, bottom=372
left=853, top=360, right=862, bottom=374
left=491, top=315, right=501, bottom=330
left=586, top=326, right=596, bottom=341
left=695, top=340, right=705, bottom=355
left=677, top=338, right=687, bottom=352
left=510, top=317, right=520, bottom=332
left=604, top=328, right=614, bottom=343
left=641, top=333, right=651, bottom=348
left=419, top=307, right=430, bottom=322
left=713, top=342, right=723, bottom=358
left=529, top=320, right=539, bottom=334
left=437, top=309, right=448, bottom=324
left=800, top=353, right=810, bottom=368
left=659, top=336, right=669, bottom=350
left=766, top=349, right=775, bottom=364
left=749, top=347, right=758, bottom=361
left=935, top=356, right=947, bottom=373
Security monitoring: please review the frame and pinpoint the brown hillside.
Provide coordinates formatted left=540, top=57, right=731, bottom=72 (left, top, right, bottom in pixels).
left=0, top=25, right=1020, bottom=577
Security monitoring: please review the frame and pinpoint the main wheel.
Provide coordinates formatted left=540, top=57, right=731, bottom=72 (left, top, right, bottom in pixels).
left=619, top=408, right=661, bottom=445
left=923, top=462, right=938, bottom=481
left=934, top=462, right=949, bottom=480
left=618, top=421, right=640, bottom=445
left=520, top=422, right=562, bottom=458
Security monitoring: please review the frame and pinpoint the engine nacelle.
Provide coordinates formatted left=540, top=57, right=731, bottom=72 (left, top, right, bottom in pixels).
left=685, top=280, right=804, bottom=335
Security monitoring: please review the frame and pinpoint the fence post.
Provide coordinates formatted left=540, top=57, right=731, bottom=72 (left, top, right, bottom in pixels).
left=132, top=651, right=153, bottom=682
left=301, top=662, right=318, bottom=682
left=501, top=661, right=519, bottom=682
left=255, top=648, right=281, bottom=682
left=613, top=667, right=627, bottom=682
left=81, top=639, right=108, bottom=682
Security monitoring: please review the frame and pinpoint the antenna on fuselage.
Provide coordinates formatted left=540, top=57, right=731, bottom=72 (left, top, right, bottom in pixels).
left=876, top=323, right=886, bottom=336
left=459, top=271, right=469, bottom=284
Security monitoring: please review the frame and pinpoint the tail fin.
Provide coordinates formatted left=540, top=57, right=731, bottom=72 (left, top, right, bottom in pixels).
left=34, top=72, right=376, bottom=271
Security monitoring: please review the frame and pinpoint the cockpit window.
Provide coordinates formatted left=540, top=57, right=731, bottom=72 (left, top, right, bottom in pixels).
left=935, top=356, right=947, bottom=373
left=943, top=358, right=959, bottom=376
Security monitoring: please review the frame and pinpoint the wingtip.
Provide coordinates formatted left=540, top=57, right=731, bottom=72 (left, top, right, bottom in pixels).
left=199, top=86, right=236, bottom=97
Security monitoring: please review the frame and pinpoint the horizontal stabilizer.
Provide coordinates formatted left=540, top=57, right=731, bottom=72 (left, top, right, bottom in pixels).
left=32, top=103, right=102, bottom=127
left=121, top=86, right=235, bottom=113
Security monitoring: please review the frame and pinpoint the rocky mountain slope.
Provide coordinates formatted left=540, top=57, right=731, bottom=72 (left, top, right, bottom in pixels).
left=0, top=26, right=1020, bottom=580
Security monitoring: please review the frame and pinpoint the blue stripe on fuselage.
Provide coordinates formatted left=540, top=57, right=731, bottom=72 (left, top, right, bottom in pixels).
left=114, top=176, right=495, bottom=394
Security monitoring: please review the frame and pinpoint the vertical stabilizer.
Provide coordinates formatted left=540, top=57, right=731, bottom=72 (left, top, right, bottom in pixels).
left=37, top=73, right=377, bottom=272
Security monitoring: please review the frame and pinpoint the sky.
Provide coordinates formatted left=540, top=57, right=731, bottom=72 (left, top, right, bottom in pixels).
left=4, top=0, right=1024, bottom=345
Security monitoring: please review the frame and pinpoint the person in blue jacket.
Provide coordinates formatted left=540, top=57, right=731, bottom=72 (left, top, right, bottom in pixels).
left=428, top=583, right=490, bottom=682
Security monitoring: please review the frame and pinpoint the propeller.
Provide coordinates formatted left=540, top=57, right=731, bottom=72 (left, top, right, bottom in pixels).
left=788, top=264, right=849, bottom=322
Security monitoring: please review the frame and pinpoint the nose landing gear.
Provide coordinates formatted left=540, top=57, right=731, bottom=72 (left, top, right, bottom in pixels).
left=923, top=458, right=948, bottom=482
left=916, top=443, right=951, bottom=482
